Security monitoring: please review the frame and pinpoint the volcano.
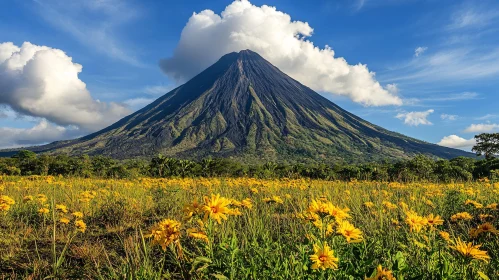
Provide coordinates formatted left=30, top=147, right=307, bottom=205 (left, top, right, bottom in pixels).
left=11, top=50, right=471, bottom=163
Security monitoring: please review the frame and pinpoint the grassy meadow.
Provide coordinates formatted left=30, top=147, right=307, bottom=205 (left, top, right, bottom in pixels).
left=0, top=175, right=498, bottom=279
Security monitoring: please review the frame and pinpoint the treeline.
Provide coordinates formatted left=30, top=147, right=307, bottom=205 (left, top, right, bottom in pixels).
left=1, top=150, right=499, bottom=182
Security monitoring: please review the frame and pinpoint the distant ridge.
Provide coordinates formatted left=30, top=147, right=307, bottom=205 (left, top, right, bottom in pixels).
left=0, top=50, right=473, bottom=163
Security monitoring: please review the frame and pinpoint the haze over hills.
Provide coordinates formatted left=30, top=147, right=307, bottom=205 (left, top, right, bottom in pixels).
left=1, top=50, right=472, bottom=164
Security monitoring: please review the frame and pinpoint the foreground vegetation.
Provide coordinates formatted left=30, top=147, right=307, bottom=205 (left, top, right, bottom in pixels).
left=1, top=176, right=498, bottom=279
left=2, top=149, right=499, bottom=183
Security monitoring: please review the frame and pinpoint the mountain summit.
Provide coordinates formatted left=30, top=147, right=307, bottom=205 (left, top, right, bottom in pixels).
left=14, top=50, right=470, bottom=163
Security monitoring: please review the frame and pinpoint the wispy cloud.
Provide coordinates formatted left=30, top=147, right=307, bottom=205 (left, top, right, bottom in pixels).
left=124, top=97, right=155, bottom=111
left=447, top=3, right=499, bottom=30
left=143, top=85, right=174, bottom=96
left=383, top=47, right=499, bottom=85
left=396, top=109, right=434, bottom=126
left=403, top=92, right=479, bottom=106
left=32, top=0, right=143, bottom=67
left=414, top=46, right=427, bottom=57
left=464, top=123, right=499, bottom=133
left=441, top=114, right=458, bottom=121
left=475, top=114, right=499, bottom=121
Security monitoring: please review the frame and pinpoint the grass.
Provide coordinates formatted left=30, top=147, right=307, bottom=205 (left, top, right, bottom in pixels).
left=0, top=176, right=498, bottom=279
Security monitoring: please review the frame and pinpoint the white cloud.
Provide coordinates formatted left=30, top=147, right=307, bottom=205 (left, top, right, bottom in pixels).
left=0, top=42, right=130, bottom=131
left=441, top=114, right=458, bottom=121
left=396, top=109, right=434, bottom=126
left=414, top=46, right=427, bottom=57
left=124, top=97, right=155, bottom=110
left=33, top=0, right=142, bottom=66
left=143, top=85, right=174, bottom=95
left=0, top=119, right=82, bottom=149
left=464, top=123, right=499, bottom=133
left=475, top=114, right=498, bottom=120
left=160, top=0, right=402, bottom=107
left=438, top=135, right=476, bottom=150
left=404, top=92, right=479, bottom=106
left=448, top=4, right=499, bottom=30
left=383, top=48, right=499, bottom=84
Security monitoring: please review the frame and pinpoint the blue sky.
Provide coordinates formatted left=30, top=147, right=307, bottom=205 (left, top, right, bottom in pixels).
left=0, top=0, right=498, bottom=150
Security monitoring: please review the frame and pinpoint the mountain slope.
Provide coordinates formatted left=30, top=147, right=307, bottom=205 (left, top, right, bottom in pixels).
left=4, top=50, right=472, bottom=163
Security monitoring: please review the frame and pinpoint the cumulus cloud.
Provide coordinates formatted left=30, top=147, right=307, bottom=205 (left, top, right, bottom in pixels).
left=464, top=123, right=499, bottom=133
left=414, top=46, right=427, bottom=57
left=0, top=119, right=82, bottom=149
left=438, top=135, right=476, bottom=150
left=396, top=109, right=434, bottom=126
left=0, top=42, right=130, bottom=132
left=160, top=0, right=402, bottom=107
left=441, top=114, right=458, bottom=121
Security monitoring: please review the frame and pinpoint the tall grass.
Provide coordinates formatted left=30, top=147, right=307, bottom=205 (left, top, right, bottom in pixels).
left=0, top=176, right=498, bottom=279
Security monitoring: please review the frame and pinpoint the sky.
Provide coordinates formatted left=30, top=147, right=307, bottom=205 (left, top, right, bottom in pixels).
left=0, top=0, right=498, bottom=151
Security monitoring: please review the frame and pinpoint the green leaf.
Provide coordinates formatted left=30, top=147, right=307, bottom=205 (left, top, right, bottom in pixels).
left=393, top=251, right=408, bottom=272
left=211, top=273, right=229, bottom=279
left=478, top=271, right=490, bottom=280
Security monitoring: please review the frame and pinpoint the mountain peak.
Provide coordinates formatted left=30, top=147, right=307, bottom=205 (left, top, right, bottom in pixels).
left=10, top=51, right=473, bottom=163
left=218, top=49, right=264, bottom=64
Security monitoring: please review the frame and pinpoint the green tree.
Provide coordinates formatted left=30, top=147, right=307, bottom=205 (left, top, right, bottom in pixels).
left=13, top=150, right=38, bottom=175
left=472, top=133, right=499, bottom=160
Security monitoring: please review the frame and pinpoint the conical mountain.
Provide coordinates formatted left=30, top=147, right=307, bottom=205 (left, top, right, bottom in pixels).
left=15, top=50, right=471, bottom=163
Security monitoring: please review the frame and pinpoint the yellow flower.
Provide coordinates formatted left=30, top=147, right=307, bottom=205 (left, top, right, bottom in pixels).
left=75, top=219, right=87, bottom=233
left=465, top=199, right=483, bottom=209
left=399, top=201, right=409, bottom=211
left=230, top=199, right=242, bottom=207
left=426, top=214, right=444, bottom=228
left=451, top=212, right=473, bottom=222
left=23, top=195, right=34, bottom=202
left=0, top=195, right=15, bottom=212
left=308, top=199, right=333, bottom=218
left=365, top=265, right=396, bottom=280
left=38, top=207, right=50, bottom=215
left=363, top=202, right=374, bottom=208
left=183, top=198, right=202, bottom=219
left=405, top=211, right=428, bottom=232
left=329, top=206, right=350, bottom=222
left=310, top=243, right=339, bottom=270
left=72, top=211, right=84, bottom=219
left=469, top=223, right=499, bottom=238
left=439, top=231, right=451, bottom=242
left=485, top=203, right=497, bottom=210
left=479, top=214, right=493, bottom=221
left=382, top=201, right=397, bottom=210
left=250, top=188, right=259, bottom=194
left=55, top=204, right=68, bottom=213
left=450, top=238, right=490, bottom=263
left=59, top=217, right=70, bottom=224
left=148, top=219, right=180, bottom=250
left=263, top=196, right=284, bottom=204
left=187, top=228, right=209, bottom=243
left=36, top=194, right=47, bottom=204
left=228, top=208, right=242, bottom=216
left=240, top=198, right=253, bottom=209
left=202, top=194, right=232, bottom=224
left=337, top=220, right=363, bottom=243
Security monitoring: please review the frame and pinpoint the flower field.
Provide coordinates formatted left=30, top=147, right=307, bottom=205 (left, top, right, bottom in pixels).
left=0, top=176, right=498, bottom=279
